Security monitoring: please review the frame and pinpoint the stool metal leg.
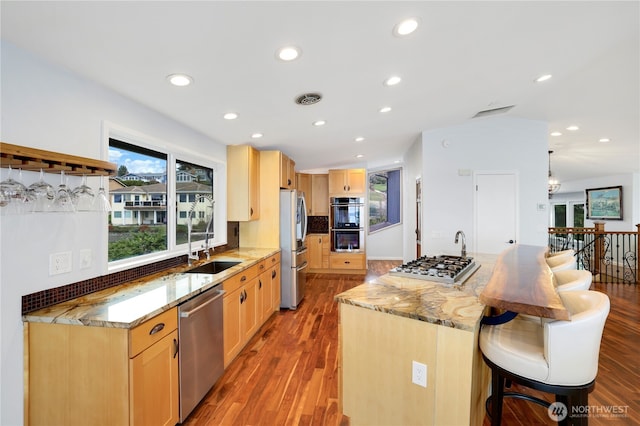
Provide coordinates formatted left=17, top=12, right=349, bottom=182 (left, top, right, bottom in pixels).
left=490, top=368, right=505, bottom=426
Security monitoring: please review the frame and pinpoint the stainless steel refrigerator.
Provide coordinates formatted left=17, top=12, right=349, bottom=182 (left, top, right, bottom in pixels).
left=280, top=189, right=308, bottom=309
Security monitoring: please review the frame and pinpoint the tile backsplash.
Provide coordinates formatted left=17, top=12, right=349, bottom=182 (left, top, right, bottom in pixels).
left=308, top=216, right=329, bottom=234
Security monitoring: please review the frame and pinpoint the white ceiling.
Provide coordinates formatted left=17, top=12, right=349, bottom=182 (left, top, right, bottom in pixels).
left=2, top=1, right=639, bottom=183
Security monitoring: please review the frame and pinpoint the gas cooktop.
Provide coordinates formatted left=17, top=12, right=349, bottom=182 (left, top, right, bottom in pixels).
left=389, top=255, right=480, bottom=285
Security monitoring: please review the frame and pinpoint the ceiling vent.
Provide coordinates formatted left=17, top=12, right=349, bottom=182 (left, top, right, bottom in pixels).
left=473, top=105, right=515, bottom=118
left=295, top=92, right=322, bottom=106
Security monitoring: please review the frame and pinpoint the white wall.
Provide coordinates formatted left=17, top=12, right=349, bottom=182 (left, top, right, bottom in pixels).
left=421, top=116, right=549, bottom=256
left=0, top=42, right=227, bottom=425
left=552, top=173, right=639, bottom=231
left=402, top=136, right=423, bottom=263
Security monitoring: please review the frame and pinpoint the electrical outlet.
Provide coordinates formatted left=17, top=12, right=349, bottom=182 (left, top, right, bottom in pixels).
left=412, top=361, right=427, bottom=388
left=79, top=249, right=92, bottom=269
left=49, top=251, right=72, bottom=275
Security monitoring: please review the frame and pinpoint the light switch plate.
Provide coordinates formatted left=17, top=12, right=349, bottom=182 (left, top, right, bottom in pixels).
left=50, top=251, right=72, bottom=275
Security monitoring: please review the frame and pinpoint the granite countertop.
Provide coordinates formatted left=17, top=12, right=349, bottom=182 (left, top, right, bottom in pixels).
left=335, top=253, right=497, bottom=332
left=22, top=247, right=280, bottom=329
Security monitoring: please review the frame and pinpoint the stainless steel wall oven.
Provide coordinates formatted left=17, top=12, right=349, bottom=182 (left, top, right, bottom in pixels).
left=330, top=197, right=365, bottom=252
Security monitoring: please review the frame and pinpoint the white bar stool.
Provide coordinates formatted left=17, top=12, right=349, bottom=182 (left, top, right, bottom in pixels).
left=546, top=254, right=577, bottom=273
left=479, top=290, right=610, bottom=426
left=553, top=269, right=592, bottom=292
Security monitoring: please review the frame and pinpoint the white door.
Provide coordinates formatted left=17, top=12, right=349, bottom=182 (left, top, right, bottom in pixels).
left=474, top=172, right=518, bottom=254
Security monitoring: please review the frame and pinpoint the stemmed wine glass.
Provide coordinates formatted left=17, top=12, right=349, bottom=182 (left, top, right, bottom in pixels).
left=93, top=175, right=112, bottom=212
left=0, top=166, right=29, bottom=214
left=27, top=169, right=55, bottom=212
left=51, top=171, right=75, bottom=212
left=72, top=174, right=95, bottom=211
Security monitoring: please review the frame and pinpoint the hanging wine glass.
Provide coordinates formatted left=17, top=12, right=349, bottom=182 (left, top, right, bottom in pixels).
left=0, top=166, right=28, bottom=214
left=93, top=175, right=112, bottom=212
left=72, top=174, right=95, bottom=211
left=51, top=170, right=75, bottom=212
left=27, top=169, right=55, bottom=212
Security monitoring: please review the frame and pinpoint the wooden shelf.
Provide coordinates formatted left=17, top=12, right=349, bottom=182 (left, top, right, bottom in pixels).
left=0, top=142, right=116, bottom=176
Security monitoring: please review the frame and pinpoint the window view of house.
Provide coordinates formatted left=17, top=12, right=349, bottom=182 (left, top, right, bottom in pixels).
left=175, top=159, right=214, bottom=245
left=369, top=169, right=401, bottom=233
left=108, top=138, right=168, bottom=261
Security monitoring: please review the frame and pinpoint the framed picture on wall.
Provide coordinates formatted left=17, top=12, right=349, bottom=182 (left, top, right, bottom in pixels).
left=586, top=186, right=623, bottom=220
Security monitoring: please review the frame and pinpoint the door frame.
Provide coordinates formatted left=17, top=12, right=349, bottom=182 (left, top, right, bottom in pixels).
left=472, top=170, right=520, bottom=254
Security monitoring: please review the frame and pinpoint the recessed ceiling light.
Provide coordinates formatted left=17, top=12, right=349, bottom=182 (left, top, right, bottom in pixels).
left=394, top=160, right=401, bottom=164
left=251, top=133, right=263, bottom=139
left=355, top=137, right=365, bottom=142
left=566, top=125, right=579, bottom=131
left=167, top=74, right=193, bottom=87
left=393, top=18, right=419, bottom=36
left=599, top=138, right=611, bottom=143
left=379, top=106, right=392, bottom=113
left=550, top=131, right=562, bottom=137
left=277, top=46, right=301, bottom=61
left=535, top=74, right=552, bottom=83
left=223, top=112, right=238, bottom=120
left=313, top=120, right=326, bottom=126
left=356, top=154, right=364, bottom=159
left=384, top=75, right=402, bottom=86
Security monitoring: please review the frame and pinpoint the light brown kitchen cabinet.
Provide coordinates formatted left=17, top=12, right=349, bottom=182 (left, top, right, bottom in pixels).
left=227, top=144, right=260, bottom=221
left=311, top=174, right=329, bottom=215
left=329, top=252, right=366, bottom=272
left=258, top=253, right=281, bottom=322
left=222, top=263, right=260, bottom=367
left=296, top=173, right=312, bottom=215
left=308, top=234, right=330, bottom=271
left=25, top=308, right=179, bottom=426
left=280, top=152, right=296, bottom=189
left=328, top=168, right=366, bottom=196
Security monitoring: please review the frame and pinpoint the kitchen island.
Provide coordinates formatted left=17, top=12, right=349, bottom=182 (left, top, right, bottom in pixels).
left=335, top=253, right=496, bottom=426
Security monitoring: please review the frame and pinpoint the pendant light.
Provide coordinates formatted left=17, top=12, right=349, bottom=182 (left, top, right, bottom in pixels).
left=548, top=150, right=561, bottom=194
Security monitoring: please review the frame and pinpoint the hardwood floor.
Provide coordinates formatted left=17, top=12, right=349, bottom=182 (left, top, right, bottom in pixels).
left=185, top=261, right=639, bottom=425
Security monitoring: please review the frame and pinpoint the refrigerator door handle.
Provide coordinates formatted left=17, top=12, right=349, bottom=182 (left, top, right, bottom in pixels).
left=296, top=261, right=308, bottom=271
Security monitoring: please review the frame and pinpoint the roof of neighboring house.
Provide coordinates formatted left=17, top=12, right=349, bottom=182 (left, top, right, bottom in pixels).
left=109, top=181, right=212, bottom=194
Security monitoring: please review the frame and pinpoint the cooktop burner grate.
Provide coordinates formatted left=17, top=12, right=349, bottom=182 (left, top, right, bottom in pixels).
left=389, top=255, right=480, bottom=284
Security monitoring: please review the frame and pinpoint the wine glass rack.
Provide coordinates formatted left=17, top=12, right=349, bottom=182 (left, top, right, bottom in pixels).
left=0, top=142, right=116, bottom=176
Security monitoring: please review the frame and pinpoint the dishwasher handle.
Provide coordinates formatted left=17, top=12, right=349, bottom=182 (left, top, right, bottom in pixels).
left=180, top=290, right=225, bottom=318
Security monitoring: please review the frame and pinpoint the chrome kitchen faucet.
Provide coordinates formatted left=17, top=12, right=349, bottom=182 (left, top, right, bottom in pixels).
left=454, top=230, right=467, bottom=258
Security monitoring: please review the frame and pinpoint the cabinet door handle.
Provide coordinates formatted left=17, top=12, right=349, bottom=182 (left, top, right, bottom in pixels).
left=250, top=208, right=254, bottom=216
left=173, top=338, right=179, bottom=359
left=259, top=279, right=262, bottom=289
left=260, top=264, right=265, bottom=270
left=343, top=185, right=347, bottom=191
left=345, top=261, right=351, bottom=264
left=244, top=289, right=248, bottom=300
left=240, top=291, right=245, bottom=304
left=272, top=270, right=276, bottom=279
left=241, top=275, right=247, bottom=282
left=347, top=185, right=351, bottom=191
left=149, top=323, right=165, bottom=335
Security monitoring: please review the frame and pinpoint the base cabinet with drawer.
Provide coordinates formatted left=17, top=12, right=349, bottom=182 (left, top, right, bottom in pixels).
left=25, top=308, right=179, bottom=426
left=329, top=252, right=366, bottom=273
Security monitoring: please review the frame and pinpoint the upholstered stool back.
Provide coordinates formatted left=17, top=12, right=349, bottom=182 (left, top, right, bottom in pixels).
left=553, top=269, right=592, bottom=293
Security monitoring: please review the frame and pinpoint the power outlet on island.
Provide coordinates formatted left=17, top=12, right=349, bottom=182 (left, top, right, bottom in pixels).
left=412, top=360, right=427, bottom=388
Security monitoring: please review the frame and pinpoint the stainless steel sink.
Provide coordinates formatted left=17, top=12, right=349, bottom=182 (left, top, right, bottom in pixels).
left=185, top=261, right=242, bottom=274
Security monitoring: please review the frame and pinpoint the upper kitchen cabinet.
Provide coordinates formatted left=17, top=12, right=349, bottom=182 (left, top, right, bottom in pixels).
left=280, top=152, right=296, bottom=189
left=328, top=168, right=366, bottom=197
left=296, top=173, right=312, bottom=216
left=227, top=145, right=260, bottom=221
left=311, top=174, right=329, bottom=216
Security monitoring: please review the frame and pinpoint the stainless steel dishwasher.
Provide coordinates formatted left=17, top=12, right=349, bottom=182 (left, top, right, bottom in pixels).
left=178, top=286, right=225, bottom=423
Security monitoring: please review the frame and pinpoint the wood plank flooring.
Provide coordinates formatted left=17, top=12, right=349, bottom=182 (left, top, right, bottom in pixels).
left=185, top=261, right=639, bottom=425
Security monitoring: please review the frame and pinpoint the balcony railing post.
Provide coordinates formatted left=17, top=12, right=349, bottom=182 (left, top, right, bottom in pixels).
left=594, top=222, right=606, bottom=277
